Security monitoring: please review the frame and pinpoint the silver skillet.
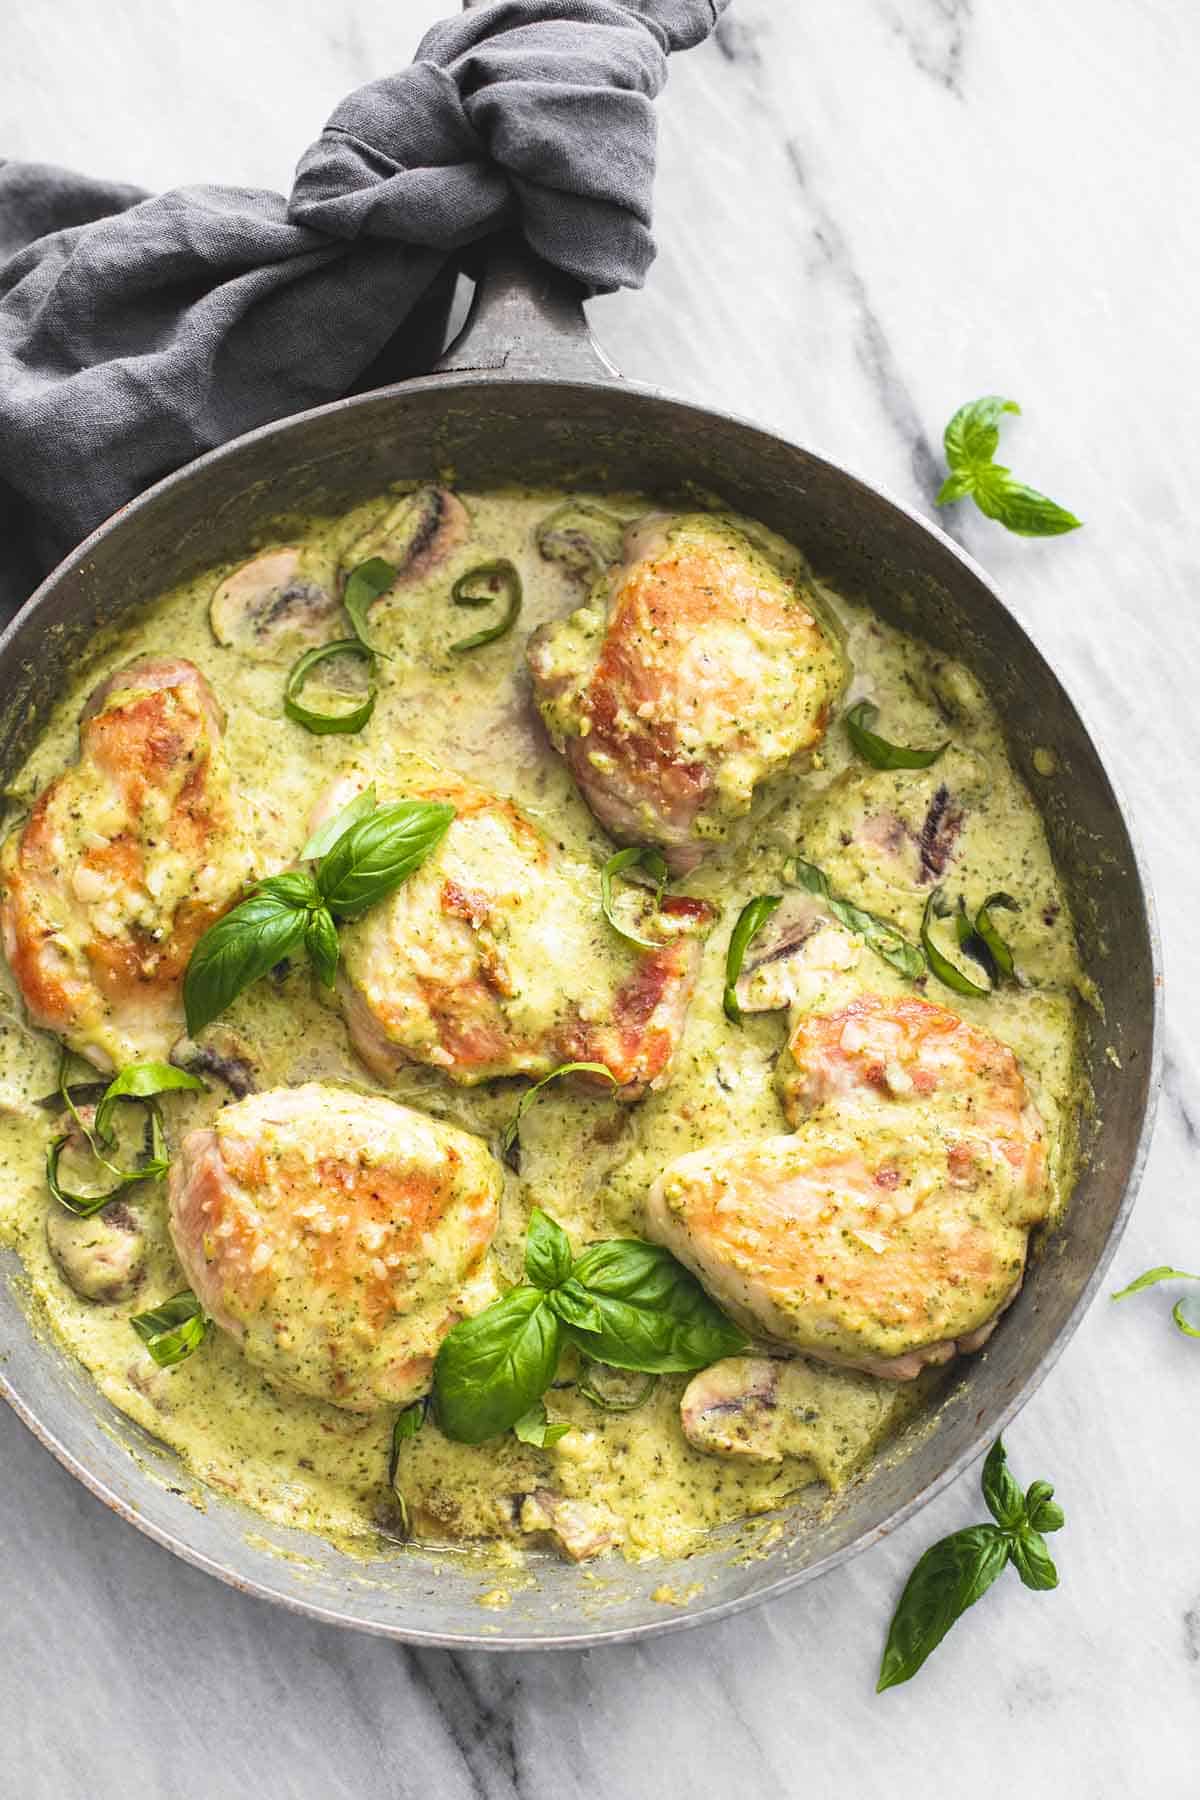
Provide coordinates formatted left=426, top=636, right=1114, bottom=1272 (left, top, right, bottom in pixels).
left=0, top=233, right=1162, bottom=1648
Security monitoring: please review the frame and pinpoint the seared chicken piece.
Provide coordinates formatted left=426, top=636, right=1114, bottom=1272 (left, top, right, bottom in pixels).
left=517, top=1490, right=623, bottom=1562
left=335, top=776, right=715, bottom=1095
left=527, top=513, right=846, bottom=873
left=647, top=995, right=1048, bottom=1379
left=169, top=1084, right=502, bottom=1412
left=0, top=658, right=251, bottom=1071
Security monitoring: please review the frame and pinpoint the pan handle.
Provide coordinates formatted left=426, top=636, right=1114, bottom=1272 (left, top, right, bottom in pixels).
left=434, top=233, right=622, bottom=381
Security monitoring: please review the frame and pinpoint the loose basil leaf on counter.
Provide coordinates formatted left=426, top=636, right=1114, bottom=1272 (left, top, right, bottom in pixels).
left=535, top=500, right=626, bottom=576
left=299, top=784, right=378, bottom=862
left=790, top=859, right=926, bottom=981
left=600, top=846, right=670, bottom=951
left=877, top=1435, right=1063, bottom=1692
left=921, top=888, right=991, bottom=998
left=877, top=1524, right=1011, bottom=1692
left=513, top=1402, right=571, bottom=1449
left=388, top=1399, right=427, bottom=1487
left=1111, top=1265, right=1200, bottom=1300
left=93, top=1061, right=204, bottom=1145
left=723, top=894, right=782, bottom=1024
left=304, top=906, right=341, bottom=989
left=284, top=639, right=378, bottom=735
left=577, top=1358, right=657, bottom=1413
left=130, top=1292, right=209, bottom=1369
left=935, top=397, right=1082, bottom=537
left=316, top=800, right=455, bottom=919
left=1172, top=1299, right=1200, bottom=1339
left=184, top=880, right=312, bottom=1035
left=844, top=700, right=948, bottom=771
left=342, top=557, right=395, bottom=655
left=566, top=1240, right=747, bottom=1373
left=433, top=1287, right=562, bottom=1445
left=499, top=1061, right=617, bottom=1172
left=449, top=559, right=522, bottom=653
left=525, top=1207, right=574, bottom=1291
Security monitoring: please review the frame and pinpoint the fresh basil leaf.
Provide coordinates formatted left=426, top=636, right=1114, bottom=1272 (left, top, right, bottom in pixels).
left=93, top=1061, right=204, bottom=1146
left=525, top=1207, right=573, bottom=1290
left=387, top=1398, right=426, bottom=1486
left=1024, top=1481, right=1064, bottom=1534
left=576, top=1358, right=657, bottom=1412
left=876, top=1523, right=1011, bottom=1692
left=316, top=799, right=454, bottom=919
left=973, top=471, right=1082, bottom=538
left=936, top=397, right=1081, bottom=537
left=499, top=1062, right=616, bottom=1172
left=567, top=1239, right=747, bottom=1373
left=601, top=846, right=670, bottom=951
left=535, top=500, right=625, bottom=577
left=304, top=906, right=340, bottom=989
left=921, top=887, right=991, bottom=998
left=981, top=1436, right=1025, bottom=1531
left=723, top=895, right=782, bottom=1024
left=342, top=557, right=395, bottom=654
left=1010, top=1528, right=1059, bottom=1592
left=547, top=1278, right=604, bottom=1336
left=299, top=784, right=378, bottom=862
left=1173, top=1297, right=1200, bottom=1339
left=433, top=1288, right=562, bottom=1445
left=790, top=858, right=926, bottom=981
left=1111, top=1265, right=1200, bottom=1300
left=449, top=560, right=522, bottom=653
left=844, top=700, right=948, bottom=771
left=184, top=882, right=312, bottom=1035
left=513, top=1401, right=571, bottom=1448
left=130, top=1292, right=209, bottom=1369
left=284, top=639, right=378, bottom=735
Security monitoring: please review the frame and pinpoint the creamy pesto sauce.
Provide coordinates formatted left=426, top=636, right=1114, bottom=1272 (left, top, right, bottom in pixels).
left=0, top=487, right=1087, bottom=1564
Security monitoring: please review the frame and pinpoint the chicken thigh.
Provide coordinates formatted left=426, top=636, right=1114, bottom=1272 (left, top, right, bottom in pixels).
left=335, top=776, right=715, bottom=1094
left=169, top=1084, right=502, bottom=1411
left=646, top=994, right=1048, bottom=1379
left=1, top=658, right=251, bottom=1070
left=527, top=513, right=846, bottom=872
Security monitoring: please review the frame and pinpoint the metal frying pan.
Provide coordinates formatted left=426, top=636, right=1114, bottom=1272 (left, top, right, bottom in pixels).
left=0, top=237, right=1162, bottom=1648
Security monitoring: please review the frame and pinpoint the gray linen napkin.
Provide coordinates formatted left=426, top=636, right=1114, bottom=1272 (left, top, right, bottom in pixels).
left=0, top=0, right=726, bottom=621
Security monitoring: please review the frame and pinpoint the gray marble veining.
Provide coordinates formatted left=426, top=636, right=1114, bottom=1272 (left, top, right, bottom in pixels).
left=2, top=1, right=1198, bottom=1794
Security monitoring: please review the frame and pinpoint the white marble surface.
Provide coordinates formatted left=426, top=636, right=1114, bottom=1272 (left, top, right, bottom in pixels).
left=3, top=1, right=1199, bottom=1793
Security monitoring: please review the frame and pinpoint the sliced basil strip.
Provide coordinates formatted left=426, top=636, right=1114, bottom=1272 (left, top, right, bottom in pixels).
left=499, top=1062, right=617, bottom=1172
left=130, top=1292, right=209, bottom=1368
left=93, top=1061, right=204, bottom=1145
left=577, top=1358, right=657, bottom=1413
left=600, top=846, right=670, bottom=951
left=723, top=895, right=782, bottom=1024
left=1111, top=1265, right=1200, bottom=1301
left=974, top=892, right=1019, bottom=982
left=844, top=700, right=948, bottom=771
left=921, top=887, right=990, bottom=998
left=388, top=1398, right=427, bottom=1485
left=46, top=1131, right=150, bottom=1218
left=449, top=560, right=522, bottom=653
left=284, top=639, right=377, bottom=735
left=342, top=557, right=395, bottom=655
left=789, top=858, right=925, bottom=980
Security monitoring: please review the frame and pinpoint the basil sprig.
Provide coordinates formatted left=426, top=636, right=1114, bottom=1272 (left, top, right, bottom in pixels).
left=130, top=1291, right=210, bottom=1369
left=499, top=1061, right=616, bottom=1172
left=790, top=859, right=925, bottom=980
left=601, top=846, right=670, bottom=951
left=46, top=1055, right=204, bottom=1217
left=844, top=700, right=948, bottom=771
left=878, top=1437, right=1064, bottom=1692
left=723, top=895, right=782, bottom=1024
left=433, top=1208, right=745, bottom=1445
left=449, top=560, right=522, bottom=653
left=935, top=397, right=1082, bottom=537
left=184, top=798, right=454, bottom=1034
left=1112, top=1264, right=1200, bottom=1339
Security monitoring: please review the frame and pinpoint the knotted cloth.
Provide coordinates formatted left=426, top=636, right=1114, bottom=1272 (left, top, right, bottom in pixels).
left=0, top=0, right=727, bottom=620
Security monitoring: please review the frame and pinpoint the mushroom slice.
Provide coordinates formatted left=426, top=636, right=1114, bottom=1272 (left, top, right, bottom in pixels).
left=346, top=486, right=470, bottom=587
left=534, top=500, right=626, bottom=580
left=46, top=1199, right=146, bottom=1304
left=518, top=1490, right=623, bottom=1562
left=680, top=1354, right=899, bottom=1486
left=210, top=548, right=340, bottom=663
left=733, top=900, right=862, bottom=1016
